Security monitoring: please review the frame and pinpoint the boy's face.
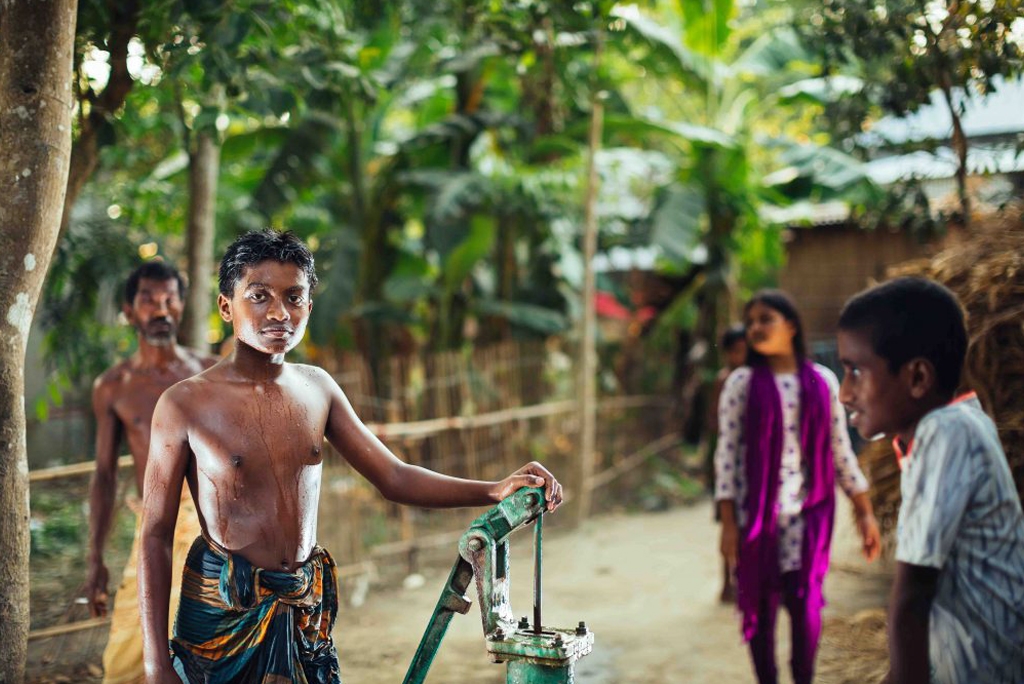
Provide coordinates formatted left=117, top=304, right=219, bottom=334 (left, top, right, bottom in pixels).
left=125, top=277, right=183, bottom=346
left=219, top=260, right=312, bottom=356
left=724, top=339, right=747, bottom=370
left=837, top=328, right=918, bottom=441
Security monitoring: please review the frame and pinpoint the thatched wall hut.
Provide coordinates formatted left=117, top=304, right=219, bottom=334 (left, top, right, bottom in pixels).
left=863, top=209, right=1024, bottom=546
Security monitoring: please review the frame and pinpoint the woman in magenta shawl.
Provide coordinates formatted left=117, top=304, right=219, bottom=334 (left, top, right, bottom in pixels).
left=714, top=290, right=881, bottom=684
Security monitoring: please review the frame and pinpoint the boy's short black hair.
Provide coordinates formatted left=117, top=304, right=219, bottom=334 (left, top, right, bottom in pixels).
left=124, top=261, right=186, bottom=304
left=721, top=323, right=746, bottom=350
left=838, top=277, right=967, bottom=394
left=219, top=229, right=318, bottom=297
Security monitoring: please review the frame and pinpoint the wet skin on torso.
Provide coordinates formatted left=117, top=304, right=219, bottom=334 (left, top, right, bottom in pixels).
left=168, top=362, right=333, bottom=572
left=99, top=352, right=213, bottom=492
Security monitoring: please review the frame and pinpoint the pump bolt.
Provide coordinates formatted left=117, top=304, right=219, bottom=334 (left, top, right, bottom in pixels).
left=467, top=538, right=483, bottom=551
left=552, top=634, right=564, bottom=647
left=493, top=628, right=505, bottom=641
left=576, top=621, right=588, bottom=636
left=518, top=616, right=530, bottom=630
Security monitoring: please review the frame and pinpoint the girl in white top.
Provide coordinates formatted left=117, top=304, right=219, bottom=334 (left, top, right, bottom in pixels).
left=715, top=289, right=880, bottom=684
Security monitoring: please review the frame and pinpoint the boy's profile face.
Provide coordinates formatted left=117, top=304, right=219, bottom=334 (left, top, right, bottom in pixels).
left=218, top=260, right=312, bottom=356
left=126, top=277, right=184, bottom=346
left=837, top=328, right=918, bottom=441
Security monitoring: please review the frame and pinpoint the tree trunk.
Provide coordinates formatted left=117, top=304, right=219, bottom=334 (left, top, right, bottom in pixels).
left=347, top=99, right=387, bottom=384
left=676, top=150, right=734, bottom=444
left=56, top=0, right=140, bottom=246
left=0, top=0, right=77, bottom=679
left=924, top=9, right=971, bottom=229
left=938, top=82, right=971, bottom=226
left=182, top=131, right=220, bottom=350
left=574, top=88, right=604, bottom=525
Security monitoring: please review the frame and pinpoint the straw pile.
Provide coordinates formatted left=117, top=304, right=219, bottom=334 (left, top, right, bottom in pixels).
left=862, top=209, right=1024, bottom=546
left=817, top=609, right=889, bottom=684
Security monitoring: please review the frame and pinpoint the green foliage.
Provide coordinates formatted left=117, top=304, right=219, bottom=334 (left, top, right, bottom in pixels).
left=45, top=0, right=914, bottom=402
left=635, top=463, right=706, bottom=511
left=40, top=206, right=144, bottom=390
left=785, top=0, right=1024, bottom=225
left=797, top=0, right=1024, bottom=118
left=649, top=184, right=706, bottom=267
left=475, top=300, right=569, bottom=335
left=29, top=489, right=94, bottom=558
left=444, top=216, right=496, bottom=291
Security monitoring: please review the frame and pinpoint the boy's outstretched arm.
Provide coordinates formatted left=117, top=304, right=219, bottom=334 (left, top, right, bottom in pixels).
left=138, top=392, right=191, bottom=684
left=886, top=561, right=938, bottom=684
left=322, top=371, right=562, bottom=511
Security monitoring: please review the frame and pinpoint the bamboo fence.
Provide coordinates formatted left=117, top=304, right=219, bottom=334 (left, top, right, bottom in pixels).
left=25, top=339, right=678, bottom=676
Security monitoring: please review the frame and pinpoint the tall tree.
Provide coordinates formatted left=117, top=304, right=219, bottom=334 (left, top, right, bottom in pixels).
left=0, top=0, right=78, bottom=678
left=613, top=0, right=875, bottom=430
left=183, top=124, right=221, bottom=348
left=797, top=0, right=1024, bottom=225
left=58, top=0, right=141, bottom=244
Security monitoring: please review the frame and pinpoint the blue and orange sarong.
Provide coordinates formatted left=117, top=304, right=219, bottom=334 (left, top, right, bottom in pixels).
left=170, top=535, right=341, bottom=684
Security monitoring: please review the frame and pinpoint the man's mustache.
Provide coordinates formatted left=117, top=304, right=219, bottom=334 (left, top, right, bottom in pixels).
left=144, top=317, right=175, bottom=332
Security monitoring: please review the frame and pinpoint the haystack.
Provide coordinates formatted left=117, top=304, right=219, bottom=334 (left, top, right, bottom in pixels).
left=861, top=209, right=1024, bottom=545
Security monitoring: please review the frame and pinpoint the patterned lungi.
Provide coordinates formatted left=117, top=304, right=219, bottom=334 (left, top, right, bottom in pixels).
left=169, top=535, right=341, bottom=684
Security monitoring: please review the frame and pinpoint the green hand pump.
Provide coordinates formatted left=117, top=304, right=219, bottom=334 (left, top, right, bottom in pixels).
left=402, top=487, right=594, bottom=684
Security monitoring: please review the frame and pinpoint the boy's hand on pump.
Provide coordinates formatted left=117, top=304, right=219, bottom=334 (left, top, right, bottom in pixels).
left=493, top=461, right=563, bottom=512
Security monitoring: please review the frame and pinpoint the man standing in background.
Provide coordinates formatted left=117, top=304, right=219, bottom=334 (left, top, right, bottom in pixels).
left=85, top=261, right=216, bottom=684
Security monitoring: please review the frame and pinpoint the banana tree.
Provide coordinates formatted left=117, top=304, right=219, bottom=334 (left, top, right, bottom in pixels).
left=610, top=0, right=878, bottom=433
left=232, top=3, right=601, bottom=360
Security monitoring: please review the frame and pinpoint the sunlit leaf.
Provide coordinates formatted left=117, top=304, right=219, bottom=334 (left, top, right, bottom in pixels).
left=475, top=299, right=569, bottom=335
left=443, top=215, right=496, bottom=291
left=650, top=184, right=706, bottom=267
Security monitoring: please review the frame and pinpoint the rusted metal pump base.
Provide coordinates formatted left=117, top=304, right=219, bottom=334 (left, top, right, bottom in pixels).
left=402, top=487, right=593, bottom=684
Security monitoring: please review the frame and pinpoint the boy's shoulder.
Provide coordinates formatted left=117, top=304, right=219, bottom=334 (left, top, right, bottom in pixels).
left=284, top=363, right=342, bottom=399
left=159, top=369, right=215, bottom=405
left=913, top=394, right=1001, bottom=462
left=287, top=361, right=334, bottom=384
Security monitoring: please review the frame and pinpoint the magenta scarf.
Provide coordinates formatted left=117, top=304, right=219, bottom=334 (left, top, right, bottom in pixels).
left=737, top=361, right=836, bottom=641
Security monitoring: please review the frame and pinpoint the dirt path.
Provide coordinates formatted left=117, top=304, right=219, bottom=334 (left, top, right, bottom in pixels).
left=336, top=500, right=893, bottom=684
left=28, top=499, right=890, bottom=683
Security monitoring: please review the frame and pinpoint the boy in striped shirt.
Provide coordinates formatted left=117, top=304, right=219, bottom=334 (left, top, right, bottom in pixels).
left=837, top=277, right=1024, bottom=684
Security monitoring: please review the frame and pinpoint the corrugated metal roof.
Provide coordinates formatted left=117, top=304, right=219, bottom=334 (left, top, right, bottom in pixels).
left=861, top=76, right=1024, bottom=146
left=760, top=200, right=851, bottom=227
left=866, top=144, right=1024, bottom=184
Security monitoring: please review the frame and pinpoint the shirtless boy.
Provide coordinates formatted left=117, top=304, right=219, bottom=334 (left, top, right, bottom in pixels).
left=138, top=229, right=563, bottom=683
left=86, top=261, right=216, bottom=684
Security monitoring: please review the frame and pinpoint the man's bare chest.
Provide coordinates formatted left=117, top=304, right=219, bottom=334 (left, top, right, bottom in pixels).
left=186, top=386, right=328, bottom=478
left=112, top=381, right=169, bottom=431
